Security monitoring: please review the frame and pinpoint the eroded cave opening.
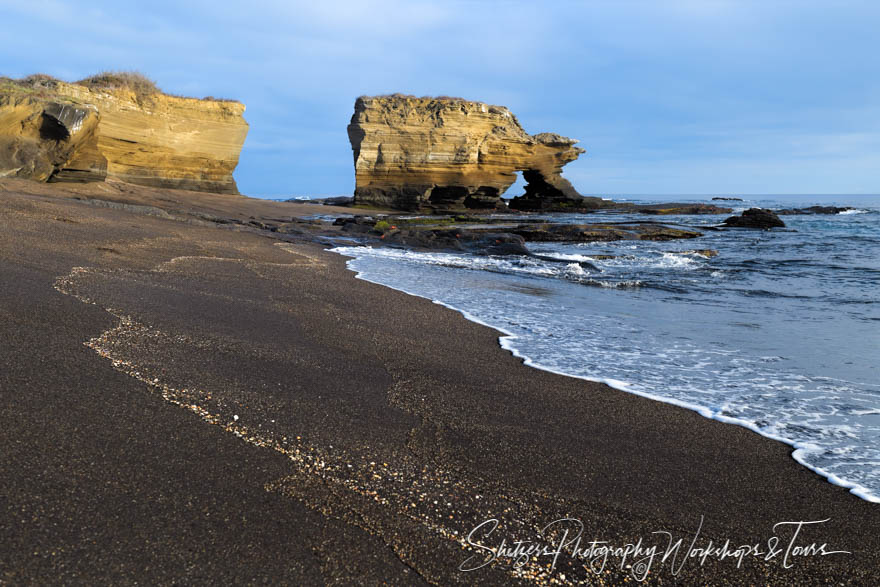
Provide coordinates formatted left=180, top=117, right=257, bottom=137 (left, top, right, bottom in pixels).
left=504, top=170, right=527, bottom=200
left=508, top=168, right=585, bottom=211
left=426, top=185, right=504, bottom=210
left=463, top=186, right=500, bottom=209
left=521, top=169, right=564, bottom=199
left=39, top=114, right=70, bottom=142
left=428, top=185, right=470, bottom=206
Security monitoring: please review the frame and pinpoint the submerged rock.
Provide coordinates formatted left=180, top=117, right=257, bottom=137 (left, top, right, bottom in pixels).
left=509, top=223, right=703, bottom=242
left=722, top=208, right=785, bottom=229
left=319, top=196, right=355, bottom=206
left=678, top=249, right=719, bottom=258
left=338, top=216, right=702, bottom=249
left=338, top=216, right=531, bottom=255
left=777, top=206, right=855, bottom=215
left=635, top=203, right=733, bottom=215
left=347, top=95, right=596, bottom=212
left=288, top=196, right=354, bottom=206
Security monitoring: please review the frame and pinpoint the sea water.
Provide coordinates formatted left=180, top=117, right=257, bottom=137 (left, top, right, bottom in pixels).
left=331, top=196, right=880, bottom=502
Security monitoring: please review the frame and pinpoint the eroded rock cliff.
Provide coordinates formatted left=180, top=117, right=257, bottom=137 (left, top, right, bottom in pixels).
left=347, top=95, right=596, bottom=212
left=0, top=77, right=248, bottom=194
left=0, top=93, right=105, bottom=182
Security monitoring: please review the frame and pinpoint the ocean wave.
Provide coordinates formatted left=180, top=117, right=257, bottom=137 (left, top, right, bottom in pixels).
left=579, top=252, right=704, bottom=272
left=328, top=208, right=880, bottom=504
left=541, top=252, right=608, bottom=263
left=332, top=246, right=586, bottom=280
left=334, top=245, right=880, bottom=502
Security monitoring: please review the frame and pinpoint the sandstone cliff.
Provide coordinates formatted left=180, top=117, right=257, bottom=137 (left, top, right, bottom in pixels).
left=0, top=93, right=104, bottom=182
left=347, top=95, right=597, bottom=212
left=0, top=76, right=248, bottom=194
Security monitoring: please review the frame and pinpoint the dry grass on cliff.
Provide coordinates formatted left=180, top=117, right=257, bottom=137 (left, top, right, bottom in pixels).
left=17, top=73, right=60, bottom=86
left=75, top=71, right=160, bottom=99
left=75, top=72, right=239, bottom=103
left=0, top=74, right=64, bottom=99
left=1, top=73, right=61, bottom=88
left=199, top=95, right=241, bottom=103
left=0, top=71, right=160, bottom=100
left=361, top=93, right=470, bottom=102
left=357, top=93, right=514, bottom=114
left=1, top=70, right=240, bottom=104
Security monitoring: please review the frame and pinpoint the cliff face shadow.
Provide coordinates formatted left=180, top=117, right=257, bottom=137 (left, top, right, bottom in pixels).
left=39, top=113, right=71, bottom=141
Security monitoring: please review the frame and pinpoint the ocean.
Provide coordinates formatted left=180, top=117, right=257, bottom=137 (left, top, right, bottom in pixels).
left=331, top=196, right=880, bottom=502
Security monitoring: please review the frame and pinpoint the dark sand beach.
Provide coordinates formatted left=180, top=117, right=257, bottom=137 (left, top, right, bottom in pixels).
left=1, top=179, right=878, bottom=584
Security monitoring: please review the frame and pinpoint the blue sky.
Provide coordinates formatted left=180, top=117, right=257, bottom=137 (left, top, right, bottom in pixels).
left=2, top=0, right=878, bottom=197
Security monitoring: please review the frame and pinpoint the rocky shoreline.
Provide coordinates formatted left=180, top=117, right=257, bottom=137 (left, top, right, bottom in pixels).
left=3, top=72, right=878, bottom=584
left=2, top=178, right=878, bottom=584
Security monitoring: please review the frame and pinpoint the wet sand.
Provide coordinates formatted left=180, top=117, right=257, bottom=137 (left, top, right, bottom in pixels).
left=1, top=179, right=878, bottom=584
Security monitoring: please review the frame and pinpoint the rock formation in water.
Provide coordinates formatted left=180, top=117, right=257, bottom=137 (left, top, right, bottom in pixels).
left=333, top=215, right=702, bottom=259
left=723, top=208, right=785, bottom=229
left=777, top=206, right=855, bottom=215
left=347, top=95, right=597, bottom=212
left=0, top=75, right=248, bottom=194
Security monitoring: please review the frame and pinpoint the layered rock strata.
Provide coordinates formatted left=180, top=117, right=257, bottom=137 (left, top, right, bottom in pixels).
left=347, top=95, right=596, bottom=212
left=0, top=79, right=248, bottom=193
left=0, top=95, right=105, bottom=182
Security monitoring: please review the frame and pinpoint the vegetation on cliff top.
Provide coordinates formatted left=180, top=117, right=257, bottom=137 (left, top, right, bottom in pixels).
left=0, top=71, right=239, bottom=103
left=0, top=74, right=65, bottom=100
left=361, top=93, right=468, bottom=101
left=358, top=93, right=501, bottom=107
left=75, top=71, right=160, bottom=99
left=356, top=93, right=510, bottom=114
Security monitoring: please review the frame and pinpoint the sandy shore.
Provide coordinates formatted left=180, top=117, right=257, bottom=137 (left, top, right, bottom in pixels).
left=1, top=179, right=877, bottom=584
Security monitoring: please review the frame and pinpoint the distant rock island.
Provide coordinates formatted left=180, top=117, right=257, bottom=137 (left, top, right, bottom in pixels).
left=0, top=73, right=248, bottom=194
left=347, top=94, right=598, bottom=212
